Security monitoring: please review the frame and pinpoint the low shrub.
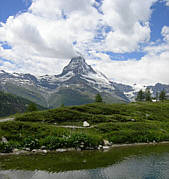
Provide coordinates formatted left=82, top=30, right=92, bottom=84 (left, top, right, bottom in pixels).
left=23, top=136, right=40, bottom=150
left=40, top=136, right=64, bottom=150
left=69, top=133, right=102, bottom=149
left=40, top=133, right=102, bottom=150
left=0, top=142, right=14, bottom=153
left=106, top=129, right=169, bottom=144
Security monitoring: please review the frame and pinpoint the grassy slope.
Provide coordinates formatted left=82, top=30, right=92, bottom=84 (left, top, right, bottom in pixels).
left=0, top=91, right=45, bottom=117
left=0, top=101, right=169, bottom=152
left=48, top=88, right=94, bottom=108
left=4, top=82, right=48, bottom=107
left=15, top=101, right=169, bottom=123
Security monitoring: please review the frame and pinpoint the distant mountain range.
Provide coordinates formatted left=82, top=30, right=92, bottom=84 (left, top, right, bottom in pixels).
left=114, top=82, right=169, bottom=101
left=0, top=56, right=169, bottom=107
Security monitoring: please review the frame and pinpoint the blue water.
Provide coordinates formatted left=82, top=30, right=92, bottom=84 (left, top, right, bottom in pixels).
left=1, top=144, right=169, bottom=179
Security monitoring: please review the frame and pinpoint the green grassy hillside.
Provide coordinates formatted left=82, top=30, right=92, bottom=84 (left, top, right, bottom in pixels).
left=0, top=91, right=45, bottom=117
left=15, top=101, right=169, bottom=124
left=3, top=82, right=48, bottom=107
left=1, top=101, right=169, bottom=153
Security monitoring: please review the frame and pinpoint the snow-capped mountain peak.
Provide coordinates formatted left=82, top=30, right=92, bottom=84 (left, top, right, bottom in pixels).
left=0, top=56, right=129, bottom=107
left=62, top=56, right=96, bottom=76
left=56, top=56, right=115, bottom=92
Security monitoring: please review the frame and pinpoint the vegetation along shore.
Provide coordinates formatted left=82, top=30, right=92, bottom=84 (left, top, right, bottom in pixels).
left=1, top=101, right=169, bottom=154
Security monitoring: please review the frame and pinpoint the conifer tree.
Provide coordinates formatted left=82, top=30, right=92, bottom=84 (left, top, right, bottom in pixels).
left=136, top=90, right=145, bottom=101
left=159, top=90, right=166, bottom=101
left=95, top=93, right=103, bottom=102
left=27, top=102, right=38, bottom=112
left=145, top=88, right=152, bottom=101
left=156, top=92, right=159, bottom=101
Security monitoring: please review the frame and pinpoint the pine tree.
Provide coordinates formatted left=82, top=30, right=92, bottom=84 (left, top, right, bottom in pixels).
left=156, top=92, right=159, bottom=101
left=145, top=88, right=152, bottom=102
left=159, top=90, right=166, bottom=101
left=27, top=102, right=38, bottom=112
left=95, top=93, right=102, bottom=103
left=136, top=90, right=145, bottom=101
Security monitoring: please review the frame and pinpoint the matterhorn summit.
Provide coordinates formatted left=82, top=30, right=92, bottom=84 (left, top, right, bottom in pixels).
left=0, top=56, right=129, bottom=107
left=62, top=56, right=95, bottom=75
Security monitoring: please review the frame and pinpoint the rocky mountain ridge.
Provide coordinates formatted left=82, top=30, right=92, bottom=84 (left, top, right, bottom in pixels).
left=113, top=82, right=169, bottom=101
left=0, top=57, right=128, bottom=107
left=0, top=57, right=168, bottom=106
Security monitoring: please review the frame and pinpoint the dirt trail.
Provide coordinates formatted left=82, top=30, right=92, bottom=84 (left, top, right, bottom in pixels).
left=55, top=125, right=94, bottom=129
left=0, top=118, right=94, bottom=129
left=0, top=118, right=14, bottom=122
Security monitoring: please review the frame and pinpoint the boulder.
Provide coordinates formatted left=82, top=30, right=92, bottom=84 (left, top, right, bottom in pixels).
left=98, top=145, right=103, bottom=150
left=66, top=148, right=76, bottom=151
left=80, top=144, right=84, bottom=149
left=1, top=136, right=8, bottom=143
left=103, top=140, right=111, bottom=146
left=76, top=148, right=81, bottom=151
left=130, top=119, right=136, bottom=122
left=83, top=121, right=90, bottom=127
left=103, top=146, right=110, bottom=150
left=42, top=150, right=48, bottom=153
left=25, top=148, right=31, bottom=151
left=41, top=146, right=46, bottom=150
left=13, top=148, right=19, bottom=153
left=56, top=148, right=67, bottom=152
left=80, top=142, right=85, bottom=149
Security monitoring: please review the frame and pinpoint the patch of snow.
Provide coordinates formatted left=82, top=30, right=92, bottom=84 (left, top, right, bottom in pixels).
left=0, top=70, right=5, bottom=74
left=12, top=72, right=21, bottom=77
left=124, top=91, right=136, bottom=102
left=39, top=71, right=74, bottom=84
left=132, top=84, right=147, bottom=92
left=81, top=70, right=115, bottom=92
left=86, top=71, right=110, bottom=84
left=57, top=71, right=74, bottom=82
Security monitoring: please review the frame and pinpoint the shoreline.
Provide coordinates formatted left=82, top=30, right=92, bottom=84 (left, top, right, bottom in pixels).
left=1, top=141, right=169, bottom=156
left=109, top=141, right=169, bottom=148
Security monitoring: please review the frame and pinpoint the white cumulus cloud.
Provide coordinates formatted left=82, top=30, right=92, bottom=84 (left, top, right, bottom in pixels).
left=0, top=0, right=168, bottom=85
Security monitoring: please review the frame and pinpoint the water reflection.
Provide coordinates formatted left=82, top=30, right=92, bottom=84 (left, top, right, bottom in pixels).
left=1, top=144, right=169, bottom=179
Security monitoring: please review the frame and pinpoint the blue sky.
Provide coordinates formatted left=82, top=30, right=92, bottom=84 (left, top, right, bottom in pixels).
left=150, top=1, right=169, bottom=41
left=0, top=0, right=31, bottom=23
left=0, top=0, right=169, bottom=85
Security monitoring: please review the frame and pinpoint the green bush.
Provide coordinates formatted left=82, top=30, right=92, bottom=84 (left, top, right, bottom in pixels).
left=40, top=136, right=64, bottom=150
left=23, top=136, right=40, bottom=150
left=69, top=133, right=102, bottom=149
left=0, top=142, right=13, bottom=153
left=39, top=133, right=102, bottom=150
left=106, top=129, right=169, bottom=144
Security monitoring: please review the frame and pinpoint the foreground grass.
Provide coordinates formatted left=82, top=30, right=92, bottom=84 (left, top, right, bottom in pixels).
left=1, top=101, right=169, bottom=153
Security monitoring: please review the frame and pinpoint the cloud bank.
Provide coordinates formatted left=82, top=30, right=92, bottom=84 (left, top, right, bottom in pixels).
left=0, top=0, right=169, bottom=85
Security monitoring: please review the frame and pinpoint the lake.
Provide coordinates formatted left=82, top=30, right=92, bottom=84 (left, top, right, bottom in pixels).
left=0, top=143, right=169, bottom=179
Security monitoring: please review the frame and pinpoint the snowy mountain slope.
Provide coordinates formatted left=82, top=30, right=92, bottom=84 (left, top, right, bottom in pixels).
left=0, top=57, right=128, bottom=107
left=112, top=82, right=169, bottom=101
left=1, top=57, right=169, bottom=106
left=147, top=83, right=169, bottom=98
